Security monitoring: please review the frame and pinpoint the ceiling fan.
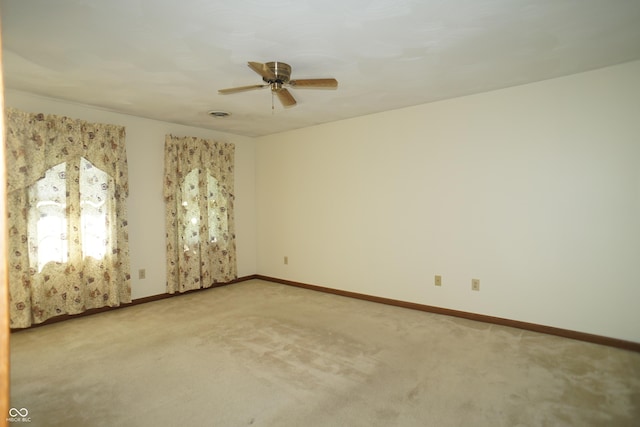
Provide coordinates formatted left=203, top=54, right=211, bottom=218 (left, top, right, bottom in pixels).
left=218, top=61, right=338, bottom=107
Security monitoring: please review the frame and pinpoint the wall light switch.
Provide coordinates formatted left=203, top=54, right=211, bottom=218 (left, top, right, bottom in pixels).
left=284, top=256, right=288, bottom=265
left=139, top=269, right=146, bottom=279
left=435, top=275, right=442, bottom=286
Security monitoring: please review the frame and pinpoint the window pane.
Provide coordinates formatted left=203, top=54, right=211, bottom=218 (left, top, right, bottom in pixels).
left=28, top=162, right=68, bottom=272
left=207, top=174, right=224, bottom=243
left=181, top=169, right=200, bottom=250
left=27, top=158, right=113, bottom=272
left=80, top=157, right=110, bottom=260
left=180, top=169, right=228, bottom=249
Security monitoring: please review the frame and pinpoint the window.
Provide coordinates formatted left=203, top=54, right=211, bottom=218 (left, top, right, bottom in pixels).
left=6, top=108, right=130, bottom=328
left=28, top=162, right=68, bottom=271
left=79, top=158, right=111, bottom=261
left=181, top=169, right=230, bottom=251
left=28, top=158, right=112, bottom=272
left=164, top=135, right=237, bottom=293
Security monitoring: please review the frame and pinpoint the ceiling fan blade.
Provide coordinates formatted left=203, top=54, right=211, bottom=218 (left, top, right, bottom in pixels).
left=248, top=62, right=276, bottom=81
left=276, top=88, right=297, bottom=107
left=289, top=78, right=338, bottom=88
left=218, top=84, right=268, bottom=94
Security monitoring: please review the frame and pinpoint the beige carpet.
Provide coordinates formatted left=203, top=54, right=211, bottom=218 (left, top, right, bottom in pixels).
left=9, top=279, right=640, bottom=426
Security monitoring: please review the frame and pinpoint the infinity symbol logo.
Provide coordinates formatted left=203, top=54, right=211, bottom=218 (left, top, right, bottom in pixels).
left=9, top=407, right=28, bottom=417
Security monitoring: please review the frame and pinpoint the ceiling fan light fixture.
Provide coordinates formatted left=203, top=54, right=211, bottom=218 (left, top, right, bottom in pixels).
left=208, top=110, right=231, bottom=118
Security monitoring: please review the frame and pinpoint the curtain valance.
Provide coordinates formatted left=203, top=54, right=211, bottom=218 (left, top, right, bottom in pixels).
left=163, top=135, right=234, bottom=203
left=5, top=107, right=128, bottom=195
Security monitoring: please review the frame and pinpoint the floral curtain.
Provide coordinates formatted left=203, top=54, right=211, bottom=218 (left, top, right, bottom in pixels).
left=164, top=135, right=237, bottom=293
left=5, top=108, right=131, bottom=328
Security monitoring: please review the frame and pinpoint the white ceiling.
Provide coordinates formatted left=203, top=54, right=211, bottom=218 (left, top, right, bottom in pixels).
left=2, top=0, right=640, bottom=137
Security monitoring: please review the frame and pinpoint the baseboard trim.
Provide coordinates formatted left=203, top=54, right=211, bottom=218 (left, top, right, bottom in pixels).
left=255, top=275, right=640, bottom=353
left=13, top=274, right=640, bottom=353
left=11, top=275, right=259, bottom=332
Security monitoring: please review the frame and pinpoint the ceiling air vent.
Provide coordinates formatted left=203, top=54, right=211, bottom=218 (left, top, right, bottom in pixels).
left=208, top=110, right=231, bottom=118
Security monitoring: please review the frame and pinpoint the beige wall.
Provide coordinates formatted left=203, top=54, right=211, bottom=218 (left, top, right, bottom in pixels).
left=5, top=60, right=639, bottom=343
left=5, top=90, right=257, bottom=299
left=255, top=60, right=640, bottom=342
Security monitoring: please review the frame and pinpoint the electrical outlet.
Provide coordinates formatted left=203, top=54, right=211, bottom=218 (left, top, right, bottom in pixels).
left=139, top=269, right=146, bottom=279
left=284, top=256, right=288, bottom=265
left=472, top=278, right=480, bottom=291
left=435, top=275, right=442, bottom=286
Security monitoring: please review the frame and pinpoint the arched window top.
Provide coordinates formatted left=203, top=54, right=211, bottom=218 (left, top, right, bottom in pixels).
left=180, top=168, right=221, bottom=199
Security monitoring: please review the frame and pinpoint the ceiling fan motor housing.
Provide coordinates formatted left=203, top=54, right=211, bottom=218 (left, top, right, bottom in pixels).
left=263, top=61, right=291, bottom=84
